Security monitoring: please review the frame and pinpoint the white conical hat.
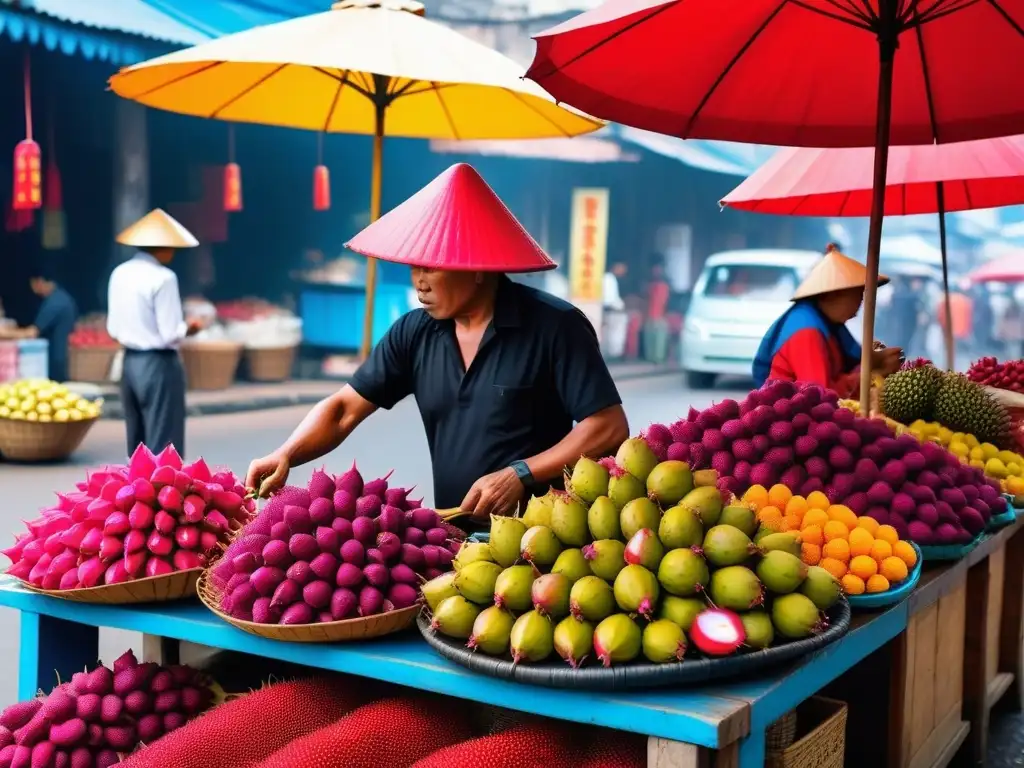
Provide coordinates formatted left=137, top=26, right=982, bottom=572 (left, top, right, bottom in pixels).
left=115, top=209, right=199, bottom=249
left=792, top=243, right=889, bottom=301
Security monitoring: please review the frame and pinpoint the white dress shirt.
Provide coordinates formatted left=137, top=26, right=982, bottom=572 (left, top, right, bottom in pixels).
left=106, top=252, right=188, bottom=351
left=603, top=272, right=624, bottom=311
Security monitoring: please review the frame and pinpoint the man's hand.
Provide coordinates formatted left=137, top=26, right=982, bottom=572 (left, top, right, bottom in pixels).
left=246, top=451, right=290, bottom=498
left=186, top=319, right=204, bottom=337
left=872, top=346, right=903, bottom=375
left=460, top=467, right=525, bottom=520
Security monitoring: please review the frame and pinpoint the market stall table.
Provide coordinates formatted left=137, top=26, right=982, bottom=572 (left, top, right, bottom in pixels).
left=0, top=576, right=905, bottom=768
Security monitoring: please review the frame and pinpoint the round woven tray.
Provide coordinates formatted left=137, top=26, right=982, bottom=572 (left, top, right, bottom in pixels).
left=0, top=417, right=98, bottom=462
left=19, top=568, right=200, bottom=604
left=180, top=341, right=243, bottom=391
left=68, top=346, right=118, bottom=383
left=244, top=346, right=297, bottom=382
left=197, top=570, right=420, bottom=642
left=417, top=598, right=851, bottom=691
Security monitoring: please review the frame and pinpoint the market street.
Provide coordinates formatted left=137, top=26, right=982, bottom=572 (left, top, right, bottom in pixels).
left=0, top=373, right=743, bottom=708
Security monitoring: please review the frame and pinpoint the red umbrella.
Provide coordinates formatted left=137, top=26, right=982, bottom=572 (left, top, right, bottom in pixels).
left=968, top=253, right=1024, bottom=285
left=720, top=135, right=1024, bottom=369
left=527, top=0, right=1024, bottom=412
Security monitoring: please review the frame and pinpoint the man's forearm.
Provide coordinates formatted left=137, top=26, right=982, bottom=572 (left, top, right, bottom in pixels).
left=524, top=406, right=630, bottom=484
left=278, top=395, right=351, bottom=467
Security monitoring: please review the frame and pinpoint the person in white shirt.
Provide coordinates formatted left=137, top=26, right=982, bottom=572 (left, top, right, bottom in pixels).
left=107, top=209, right=201, bottom=458
left=602, top=262, right=629, bottom=358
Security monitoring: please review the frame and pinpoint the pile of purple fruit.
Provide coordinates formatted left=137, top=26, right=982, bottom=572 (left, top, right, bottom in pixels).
left=647, top=380, right=1008, bottom=546
left=0, top=650, right=213, bottom=768
left=3, top=445, right=253, bottom=590
left=211, top=463, right=462, bottom=625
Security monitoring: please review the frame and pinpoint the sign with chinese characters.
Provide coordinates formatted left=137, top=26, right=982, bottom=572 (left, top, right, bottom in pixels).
left=567, top=188, right=610, bottom=337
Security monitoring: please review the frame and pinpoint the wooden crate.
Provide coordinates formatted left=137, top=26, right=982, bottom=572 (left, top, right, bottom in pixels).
left=889, top=572, right=970, bottom=768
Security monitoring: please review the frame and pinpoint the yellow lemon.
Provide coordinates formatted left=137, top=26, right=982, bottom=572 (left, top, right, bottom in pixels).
left=37, top=413, right=52, bottom=423
left=54, top=409, right=70, bottom=423
left=35, top=402, right=52, bottom=416
left=985, top=458, right=1008, bottom=479
left=9, top=410, right=25, bottom=420
left=35, top=388, right=53, bottom=403
left=950, top=442, right=969, bottom=458
left=0, top=406, right=9, bottom=418
left=25, top=411, right=38, bottom=422
left=970, top=459, right=986, bottom=470
left=964, top=433, right=980, bottom=449
left=68, top=409, right=83, bottom=422
left=998, top=450, right=1021, bottom=465
left=51, top=397, right=67, bottom=411
left=1007, top=476, right=1024, bottom=496
left=937, top=427, right=953, bottom=444
left=1007, top=463, right=1022, bottom=477
left=969, top=446, right=985, bottom=461
left=5, top=397, right=19, bottom=410
left=982, top=443, right=999, bottom=460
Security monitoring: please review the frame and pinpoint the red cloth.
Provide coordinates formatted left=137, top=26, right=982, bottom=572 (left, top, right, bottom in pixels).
left=767, top=327, right=859, bottom=398
left=529, top=1, right=1024, bottom=148
left=647, top=280, right=670, bottom=320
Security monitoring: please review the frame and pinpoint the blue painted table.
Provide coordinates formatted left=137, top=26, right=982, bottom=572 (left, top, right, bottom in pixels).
left=0, top=576, right=906, bottom=767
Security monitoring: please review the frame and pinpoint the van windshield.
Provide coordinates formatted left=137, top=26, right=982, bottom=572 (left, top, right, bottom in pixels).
left=701, top=265, right=801, bottom=301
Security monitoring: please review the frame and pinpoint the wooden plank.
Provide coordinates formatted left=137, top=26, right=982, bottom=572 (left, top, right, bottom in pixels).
left=908, top=560, right=967, bottom=617
left=907, top=705, right=966, bottom=768
left=985, top=544, right=1006, bottom=685
left=999, top=526, right=1024, bottom=711
left=712, top=741, right=738, bottom=768
left=909, top=602, right=938, bottom=757
left=647, top=737, right=709, bottom=768
left=889, top=625, right=912, bottom=768
left=961, top=555, right=991, bottom=764
left=987, top=672, right=1014, bottom=710
left=933, top=584, right=965, bottom=723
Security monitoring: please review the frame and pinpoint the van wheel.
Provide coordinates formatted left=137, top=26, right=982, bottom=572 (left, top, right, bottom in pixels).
left=686, top=371, right=716, bottom=390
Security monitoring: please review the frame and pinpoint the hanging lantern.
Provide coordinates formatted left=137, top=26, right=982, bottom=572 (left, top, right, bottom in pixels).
left=42, top=119, right=66, bottom=250
left=223, top=162, right=242, bottom=212
left=13, top=139, right=41, bottom=211
left=313, top=165, right=331, bottom=211
left=13, top=51, right=41, bottom=212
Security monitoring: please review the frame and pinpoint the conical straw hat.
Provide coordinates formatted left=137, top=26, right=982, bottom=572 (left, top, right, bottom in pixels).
left=115, top=209, right=199, bottom=249
left=792, top=243, right=889, bottom=301
left=345, top=163, right=556, bottom=273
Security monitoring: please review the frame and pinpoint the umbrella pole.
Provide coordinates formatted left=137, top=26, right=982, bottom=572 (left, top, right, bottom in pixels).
left=360, top=99, right=387, bottom=360
left=937, top=183, right=955, bottom=371
left=858, top=33, right=897, bottom=415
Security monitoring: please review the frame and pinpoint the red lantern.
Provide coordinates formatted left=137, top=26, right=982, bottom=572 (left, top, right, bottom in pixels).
left=223, top=162, right=242, bottom=212
left=13, top=139, right=41, bottom=211
left=313, top=165, right=330, bottom=211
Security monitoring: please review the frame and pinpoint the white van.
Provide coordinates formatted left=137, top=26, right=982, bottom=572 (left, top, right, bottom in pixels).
left=681, top=249, right=821, bottom=389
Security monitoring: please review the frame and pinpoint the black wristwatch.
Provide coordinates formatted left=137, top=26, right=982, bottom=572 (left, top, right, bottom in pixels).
left=509, top=460, right=534, bottom=485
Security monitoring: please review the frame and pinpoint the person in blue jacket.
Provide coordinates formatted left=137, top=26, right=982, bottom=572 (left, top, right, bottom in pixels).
left=2, top=269, right=78, bottom=382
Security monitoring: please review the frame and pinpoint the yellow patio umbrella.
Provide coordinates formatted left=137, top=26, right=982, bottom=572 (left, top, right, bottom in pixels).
left=109, top=0, right=601, bottom=357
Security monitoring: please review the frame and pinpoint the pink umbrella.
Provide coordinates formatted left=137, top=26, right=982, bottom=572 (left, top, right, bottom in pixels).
left=721, top=135, right=1024, bottom=369
left=968, top=253, right=1024, bottom=284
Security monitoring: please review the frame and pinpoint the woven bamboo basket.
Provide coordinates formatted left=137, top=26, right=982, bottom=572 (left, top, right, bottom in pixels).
left=765, top=710, right=799, bottom=756
left=244, top=346, right=297, bottom=382
left=68, top=346, right=118, bottom=383
left=0, top=417, right=97, bottom=462
left=180, top=341, right=243, bottom=391
left=768, top=697, right=847, bottom=768
left=197, top=571, right=419, bottom=642
left=19, top=568, right=200, bottom=604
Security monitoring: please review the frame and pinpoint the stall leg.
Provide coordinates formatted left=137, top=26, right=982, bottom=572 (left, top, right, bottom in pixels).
left=960, top=556, right=992, bottom=764
left=647, top=736, right=712, bottom=767
left=18, top=612, right=99, bottom=701
left=999, top=527, right=1024, bottom=711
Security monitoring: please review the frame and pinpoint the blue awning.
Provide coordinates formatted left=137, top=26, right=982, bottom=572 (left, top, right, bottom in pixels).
left=0, top=4, right=155, bottom=64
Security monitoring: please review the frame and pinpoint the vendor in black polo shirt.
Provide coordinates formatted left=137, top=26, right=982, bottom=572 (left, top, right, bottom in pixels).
left=246, top=163, right=629, bottom=520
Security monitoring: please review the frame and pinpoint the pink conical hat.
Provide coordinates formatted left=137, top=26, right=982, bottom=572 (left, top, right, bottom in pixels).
left=345, top=163, right=556, bottom=273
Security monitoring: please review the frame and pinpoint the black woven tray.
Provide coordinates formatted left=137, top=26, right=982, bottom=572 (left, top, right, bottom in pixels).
left=417, top=598, right=851, bottom=691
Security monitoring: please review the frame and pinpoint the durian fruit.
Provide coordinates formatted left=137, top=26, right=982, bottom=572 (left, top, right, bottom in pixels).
left=933, top=373, right=1013, bottom=449
left=879, top=362, right=944, bottom=425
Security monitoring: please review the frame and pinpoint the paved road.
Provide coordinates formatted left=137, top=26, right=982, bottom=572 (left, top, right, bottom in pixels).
left=0, top=375, right=741, bottom=707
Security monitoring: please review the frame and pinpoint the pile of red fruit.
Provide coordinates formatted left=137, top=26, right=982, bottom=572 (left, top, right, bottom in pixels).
left=211, top=463, right=462, bottom=625
left=648, top=380, right=1007, bottom=546
left=0, top=650, right=213, bottom=768
left=967, top=357, right=1024, bottom=394
left=69, top=324, right=117, bottom=350
left=2, top=445, right=253, bottom=590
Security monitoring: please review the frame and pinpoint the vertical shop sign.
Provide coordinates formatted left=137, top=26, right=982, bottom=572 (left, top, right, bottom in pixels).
left=567, top=188, right=610, bottom=337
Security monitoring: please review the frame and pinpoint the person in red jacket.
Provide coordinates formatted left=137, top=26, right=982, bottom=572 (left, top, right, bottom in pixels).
left=753, top=243, right=902, bottom=397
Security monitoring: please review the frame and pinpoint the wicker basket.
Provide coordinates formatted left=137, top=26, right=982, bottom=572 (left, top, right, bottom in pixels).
left=765, top=710, right=799, bottom=755
left=0, top=417, right=97, bottom=462
left=244, top=345, right=296, bottom=382
left=197, top=571, right=419, bottom=642
left=180, top=341, right=243, bottom=391
left=19, top=568, right=200, bottom=604
left=68, top=346, right=118, bottom=383
left=767, top=697, right=847, bottom=768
